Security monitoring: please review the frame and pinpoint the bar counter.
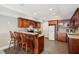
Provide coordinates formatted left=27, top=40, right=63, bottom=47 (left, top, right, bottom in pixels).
left=17, top=31, right=44, bottom=54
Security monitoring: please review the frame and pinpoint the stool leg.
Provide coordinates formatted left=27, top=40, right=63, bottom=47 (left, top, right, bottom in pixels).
left=14, top=40, right=16, bottom=50
left=9, top=41, right=11, bottom=50
left=9, top=40, right=13, bottom=50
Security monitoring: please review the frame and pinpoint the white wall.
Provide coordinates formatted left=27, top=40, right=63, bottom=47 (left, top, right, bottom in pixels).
left=41, top=22, right=49, bottom=37
left=0, top=15, right=17, bottom=48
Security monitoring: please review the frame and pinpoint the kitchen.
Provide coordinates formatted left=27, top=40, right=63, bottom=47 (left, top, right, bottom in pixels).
left=16, top=17, right=44, bottom=54
left=51, top=8, right=79, bottom=54
left=0, top=4, right=79, bottom=54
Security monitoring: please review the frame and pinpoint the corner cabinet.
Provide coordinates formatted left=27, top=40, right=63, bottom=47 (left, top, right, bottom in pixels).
left=69, top=8, right=79, bottom=28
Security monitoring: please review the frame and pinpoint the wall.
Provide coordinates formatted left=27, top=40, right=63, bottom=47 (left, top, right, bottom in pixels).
left=0, top=15, right=17, bottom=48
left=0, top=5, right=26, bottom=18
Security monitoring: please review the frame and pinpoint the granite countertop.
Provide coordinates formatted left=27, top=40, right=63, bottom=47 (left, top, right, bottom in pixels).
left=38, top=34, right=43, bottom=37
left=68, top=34, right=79, bottom=39
left=16, top=31, right=43, bottom=37
left=20, top=31, right=38, bottom=35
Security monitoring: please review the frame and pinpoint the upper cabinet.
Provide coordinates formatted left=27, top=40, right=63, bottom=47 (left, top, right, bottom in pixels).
left=48, top=20, right=58, bottom=26
left=69, top=8, right=79, bottom=28
left=18, top=18, right=30, bottom=28
left=18, top=17, right=41, bottom=28
left=18, top=18, right=24, bottom=28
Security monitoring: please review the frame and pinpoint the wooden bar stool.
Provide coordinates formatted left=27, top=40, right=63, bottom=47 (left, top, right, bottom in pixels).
left=20, top=33, right=34, bottom=53
left=14, top=32, right=22, bottom=52
left=20, top=33, right=27, bottom=53
left=9, top=31, right=16, bottom=50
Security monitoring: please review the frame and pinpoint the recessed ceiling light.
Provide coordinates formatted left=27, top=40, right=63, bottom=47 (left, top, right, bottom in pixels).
left=8, top=22, right=10, bottom=25
left=49, top=8, right=53, bottom=11
left=33, top=13, right=37, bottom=15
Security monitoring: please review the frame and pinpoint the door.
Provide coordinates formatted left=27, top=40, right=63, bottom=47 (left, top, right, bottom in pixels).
left=48, top=25, right=55, bottom=40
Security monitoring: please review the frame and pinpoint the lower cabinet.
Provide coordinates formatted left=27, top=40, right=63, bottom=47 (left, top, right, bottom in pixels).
left=34, top=35, right=44, bottom=54
left=38, top=36, right=44, bottom=53
left=68, top=38, right=79, bottom=54
left=57, top=32, right=67, bottom=42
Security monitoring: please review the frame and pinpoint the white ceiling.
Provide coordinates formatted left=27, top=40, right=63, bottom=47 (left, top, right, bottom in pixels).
left=0, top=4, right=79, bottom=22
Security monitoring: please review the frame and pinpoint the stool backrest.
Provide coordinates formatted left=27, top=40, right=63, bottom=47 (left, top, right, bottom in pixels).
left=20, top=33, right=27, bottom=43
left=14, top=32, right=21, bottom=42
left=9, top=31, right=15, bottom=39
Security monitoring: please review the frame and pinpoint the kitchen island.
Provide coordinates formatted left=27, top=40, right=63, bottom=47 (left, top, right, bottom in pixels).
left=16, top=31, right=44, bottom=54
left=68, top=34, right=79, bottom=54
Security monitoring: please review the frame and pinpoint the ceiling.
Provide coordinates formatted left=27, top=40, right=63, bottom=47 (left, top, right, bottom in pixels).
left=0, top=4, right=79, bottom=22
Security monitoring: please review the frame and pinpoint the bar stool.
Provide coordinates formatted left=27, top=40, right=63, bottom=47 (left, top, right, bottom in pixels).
left=9, top=31, right=16, bottom=50
left=14, top=32, right=22, bottom=52
left=20, top=33, right=34, bottom=53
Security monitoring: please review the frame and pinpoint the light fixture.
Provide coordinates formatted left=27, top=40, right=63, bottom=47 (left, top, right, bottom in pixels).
left=8, top=22, right=10, bottom=25
left=48, top=8, right=53, bottom=11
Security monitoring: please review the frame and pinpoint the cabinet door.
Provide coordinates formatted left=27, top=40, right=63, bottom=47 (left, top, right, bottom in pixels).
left=57, top=32, right=67, bottom=42
left=38, top=36, right=44, bottom=53
left=48, top=20, right=57, bottom=26
left=23, top=20, right=29, bottom=27
left=68, top=38, right=79, bottom=53
left=69, top=20, right=74, bottom=27
left=33, top=22, right=41, bottom=28
left=23, top=20, right=27, bottom=27
left=34, top=22, right=37, bottom=28
left=70, top=9, right=79, bottom=28
left=31, top=21, right=36, bottom=28
left=18, top=19, right=23, bottom=28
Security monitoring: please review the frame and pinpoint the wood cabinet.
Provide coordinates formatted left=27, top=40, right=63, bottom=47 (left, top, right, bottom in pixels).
left=29, top=20, right=41, bottom=28
left=57, top=32, right=67, bottom=42
left=35, top=22, right=41, bottom=28
left=18, top=17, right=41, bottom=28
left=23, top=20, right=29, bottom=27
left=48, top=20, right=58, bottom=26
left=34, top=35, right=44, bottom=54
left=18, top=18, right=23, bottom=28
left=69, top=8, right=79, bottom=28
left=18, top=18, right=30, bottom=28
left=68, top=38, right=79, bottom=54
